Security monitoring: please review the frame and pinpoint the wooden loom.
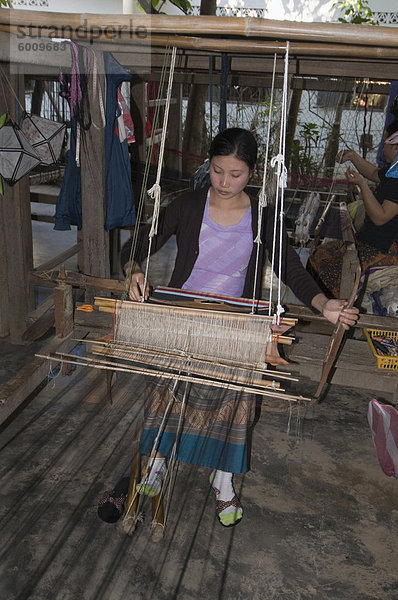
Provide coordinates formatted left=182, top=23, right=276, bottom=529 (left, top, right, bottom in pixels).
left=90, top=287, right=307, bottom=539
left=87, top=287, right=308, bottom=402
left=37, top=44, right=313, bottom=538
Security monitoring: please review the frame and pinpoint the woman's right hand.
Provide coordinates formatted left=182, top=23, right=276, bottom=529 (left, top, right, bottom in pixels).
left=336, top=149, right=355, bottom=164
left=126, top=267, right=150, bottom=302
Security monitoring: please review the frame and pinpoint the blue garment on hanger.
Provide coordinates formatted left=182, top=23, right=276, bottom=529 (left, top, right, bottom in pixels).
left=55, top=50, right=136, bottom=231
left=103, top=52, right=136, bottom=230
left=54, top=120, right=82, bottom=230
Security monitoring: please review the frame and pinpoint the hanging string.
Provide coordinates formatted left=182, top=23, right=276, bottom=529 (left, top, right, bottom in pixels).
left=0, top=63, right=26, bottom=117
left=90, top=48, right=106, bottom=131
left=143, top=46, right=178, bottom=300
left=268, top=43, right=290, bottom=324
left=209, top=55, right=214, bottom=140
left=219, top=53, right=229, bottom=132
left=251, top=53, right=277, bottom=315
left=276, top=43, right=290, bottom=324
left=120, top=46, right=173, bottom=306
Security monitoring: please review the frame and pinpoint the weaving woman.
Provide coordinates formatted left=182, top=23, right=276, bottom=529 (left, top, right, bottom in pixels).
left=309, top=117, right=398, bottom=299
left=121, top=128, right=358, bottom=528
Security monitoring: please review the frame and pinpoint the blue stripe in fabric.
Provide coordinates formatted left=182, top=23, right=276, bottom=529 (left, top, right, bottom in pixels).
left=139, top=428, right=248, bottom=474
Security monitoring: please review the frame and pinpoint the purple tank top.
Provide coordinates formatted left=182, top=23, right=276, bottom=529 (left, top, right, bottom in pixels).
left=182, top=192, right=253, bottom=296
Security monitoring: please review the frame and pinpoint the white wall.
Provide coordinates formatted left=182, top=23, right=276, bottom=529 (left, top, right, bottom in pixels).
left=14, top=0, right=183, bottom=14
left=14, top=0, right=397, bottom=19
left=264, top=0, right=334, bottom=22
left=188, top=0, right=398, bottom=22
left=14, top=0, right=124, bottom=13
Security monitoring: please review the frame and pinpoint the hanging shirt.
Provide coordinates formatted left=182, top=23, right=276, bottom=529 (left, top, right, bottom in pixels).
left=182, top=192, right=253, bottom=297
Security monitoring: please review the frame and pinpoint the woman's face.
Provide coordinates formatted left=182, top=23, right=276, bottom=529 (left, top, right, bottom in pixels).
left=209, top=154, right=251, bottom=200
left=383, top=141, right=398, bottom=164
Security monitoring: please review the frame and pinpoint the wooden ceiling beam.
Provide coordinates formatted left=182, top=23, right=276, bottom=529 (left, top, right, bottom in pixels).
left=4, top=11, right=398, bottom=50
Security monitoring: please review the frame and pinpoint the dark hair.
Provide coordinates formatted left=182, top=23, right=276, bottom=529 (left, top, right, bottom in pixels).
left=209, top=127, right=258, bottom=171
left=385, top=118, right=398, bottom=137
left=390, top=95, right=398, bottom=119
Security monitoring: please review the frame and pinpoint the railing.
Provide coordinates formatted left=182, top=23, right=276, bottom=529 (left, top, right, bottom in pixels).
left=188, top=6, right=265, bottom=17
left=13, top=0, right=49, bottom=5
left=373, top=12, right=398, bottom=25
left=188, top=5, right=398, bottom=24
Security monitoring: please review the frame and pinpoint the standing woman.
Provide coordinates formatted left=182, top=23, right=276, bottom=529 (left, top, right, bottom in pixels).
left=121, top=128, right=358, bottom=527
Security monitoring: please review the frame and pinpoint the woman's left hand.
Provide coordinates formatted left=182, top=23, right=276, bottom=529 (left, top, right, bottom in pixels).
left=322, top=299, right=359, bottom=330
left=345, top=166, right=364, bottom=186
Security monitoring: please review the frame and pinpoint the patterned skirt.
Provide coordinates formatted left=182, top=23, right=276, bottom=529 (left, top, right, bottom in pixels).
left=139, top=378, right=256, bottom=474
left=308, top=240, right=398, bottom=298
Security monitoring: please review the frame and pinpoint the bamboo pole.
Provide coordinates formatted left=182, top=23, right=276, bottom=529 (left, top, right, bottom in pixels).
left=94, top=296, right=296, bottom=324
left=36, top=351, right=310, bottom=402
left=4, top=10, right=398, bottom=50
left=78, top=338, right=298, bottom=381
left=4, top=25, right=398, bottom=61
left=91, top=344, right=281, bottom=388
left=148, top=35, right=398, bottom=60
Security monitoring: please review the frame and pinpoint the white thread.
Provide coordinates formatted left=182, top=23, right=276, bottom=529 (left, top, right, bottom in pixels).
left=75, top=122, right=81, bottom=167
left=272, top=42, right=290, bottom=324
left=114, top=303, right=273, bottom=367
left=251, top=53, right=277, bottom=314
left=142, top=47, right=177, bottom=296
left=91, top=49, right=106, bottom=130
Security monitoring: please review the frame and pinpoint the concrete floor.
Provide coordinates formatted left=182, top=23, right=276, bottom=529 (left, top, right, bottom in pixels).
left=1, top=201, right=397, bottom=599
left=0, top=364, right=397, bottom=600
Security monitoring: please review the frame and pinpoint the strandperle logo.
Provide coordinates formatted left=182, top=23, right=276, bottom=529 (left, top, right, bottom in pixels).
left=16, top=18, right=149, bottom=43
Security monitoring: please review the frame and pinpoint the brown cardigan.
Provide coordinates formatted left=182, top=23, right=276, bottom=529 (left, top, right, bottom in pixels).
left=120, top=187, right=322, bottom=308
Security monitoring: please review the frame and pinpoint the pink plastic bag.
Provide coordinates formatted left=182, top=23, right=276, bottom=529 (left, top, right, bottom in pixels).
left=368, top=399, right=398, bottom=478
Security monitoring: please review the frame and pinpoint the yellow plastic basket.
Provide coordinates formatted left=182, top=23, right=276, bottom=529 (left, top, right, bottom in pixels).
left=364, top=328, right=398, bottom=370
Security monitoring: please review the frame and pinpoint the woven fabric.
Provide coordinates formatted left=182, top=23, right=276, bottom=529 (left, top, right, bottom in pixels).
left=139, top=379, right=256, bottom=474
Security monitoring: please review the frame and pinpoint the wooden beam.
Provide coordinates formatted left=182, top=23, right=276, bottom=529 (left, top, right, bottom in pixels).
left=0, top=197, right=9, bottom=338
left=5, top=12, right=398, bottom=50
left=3, top=28, right=398, bottom=82
left=33, top=269, right=126, bottom=293
left=0, top=65, right=35, bottom=343
left=80, top=54, right=109, bottom=302
left=30, top=193, right=58, bottom=204
left=22, top=294, right=55, bottom=342
left=285, top=304, right=398, bottom=330
left=31, top=214, right=55, bottom=223
left=54, top=281, right=73, bottom=339
left=33, top=243, right=82, bottom=272
left=0, top=329, right=89, bottom=426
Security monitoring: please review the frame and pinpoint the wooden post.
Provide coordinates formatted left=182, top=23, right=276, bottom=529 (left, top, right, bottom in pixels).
left=165, top=82, right=183, bottom=178
left=129, top=75, right=147, bottom=218
left=130, top=75, right=146, bottom=166
left=182, top=82, right=209, bottom=178
left=80, top=52, right=109, bottom=304
left=53, top=266, right=73, bottom=339
left=0, top=64, right=35, bottom=344
left=54, top=266, right=74, bottom=375
left=0, top=207, right=9, bottom=338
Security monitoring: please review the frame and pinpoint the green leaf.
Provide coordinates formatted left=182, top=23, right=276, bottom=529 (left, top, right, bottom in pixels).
left=168, top=0, right=192, bottom=13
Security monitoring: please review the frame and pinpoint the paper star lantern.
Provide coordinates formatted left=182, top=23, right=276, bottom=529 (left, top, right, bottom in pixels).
left=0, top=119, right=41, bottom=185
left=21, top=114, right=66, bottom=165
